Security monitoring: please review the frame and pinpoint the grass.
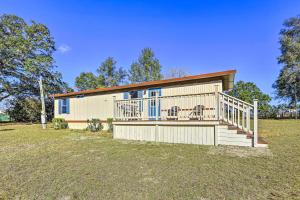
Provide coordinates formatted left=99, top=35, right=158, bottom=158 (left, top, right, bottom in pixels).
left=0, top=120, right=299, bottom=199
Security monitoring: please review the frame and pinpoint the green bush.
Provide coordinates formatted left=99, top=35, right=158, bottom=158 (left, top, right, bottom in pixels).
left=52, top=118, right=68, bottom=129
left=107, top=118, right=113, bottom=132
left=87, top=119, right=103, bottom=132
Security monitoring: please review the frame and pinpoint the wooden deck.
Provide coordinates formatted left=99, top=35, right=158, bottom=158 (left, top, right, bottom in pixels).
left=113, top=92, right=264, bottom=147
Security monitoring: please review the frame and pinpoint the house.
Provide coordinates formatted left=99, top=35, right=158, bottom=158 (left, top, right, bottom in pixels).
left=0, top=110, right=10, bottom=122
left=52, top=69, right=267, bottom=147
left=277, top=108, right=300, bottom=119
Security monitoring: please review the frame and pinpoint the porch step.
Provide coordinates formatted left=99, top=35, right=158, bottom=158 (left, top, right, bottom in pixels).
left=218, top=129, right=238, bottom=134
left=218, top=140, right=252, bottom=147
left=219, top=136, right=250, bottom=143
left=217, top=123, right=268, bottom=148
left=218, top=132, right=247, bottom=139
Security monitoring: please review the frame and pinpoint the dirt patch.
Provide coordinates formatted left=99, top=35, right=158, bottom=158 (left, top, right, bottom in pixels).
left=0, top=143, right=41, bottom=153
left=208, top=145, right=273, bottom=158
left=65, top=134, right=102, bottom=141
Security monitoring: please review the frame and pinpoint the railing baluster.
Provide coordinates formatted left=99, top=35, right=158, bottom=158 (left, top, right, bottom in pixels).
left=247, top=105, right=250, bottom=132
left=242, top=105, right=244, bottom=129
left=222, top=95, right=225, bottom=121
left=232, top=99, right=235, bottom=125
left=227, top=97, right=229, bottom=123
left=237, top=101, right=240, bottom=128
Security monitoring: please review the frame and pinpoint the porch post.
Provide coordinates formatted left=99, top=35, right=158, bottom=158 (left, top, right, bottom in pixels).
left=113, top=96, right=116, bottom=120
left=155, top=91, right=159, bottom=121
left=253, top=99, right=258, bottom=147
left=215, top=85, right=219, bottom=121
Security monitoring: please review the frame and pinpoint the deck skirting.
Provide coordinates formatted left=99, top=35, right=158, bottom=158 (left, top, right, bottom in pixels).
left=113, top=121, right=218, bottom=145
left=112, top=121, right=256, bottom=147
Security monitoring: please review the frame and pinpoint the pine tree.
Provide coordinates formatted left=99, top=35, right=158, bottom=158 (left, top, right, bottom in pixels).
left=129, top=48, right=163, bottom=83
left=273, top=15, right=300, bottom=119
left=97, top=57, right=127, bottom=87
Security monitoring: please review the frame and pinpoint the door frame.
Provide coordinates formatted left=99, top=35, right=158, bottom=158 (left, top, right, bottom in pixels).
left=148, top=88, right=161, bottom=120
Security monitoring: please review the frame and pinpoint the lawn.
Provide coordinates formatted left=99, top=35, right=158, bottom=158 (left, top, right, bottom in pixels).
left=0, top=120, right=299, bottom=200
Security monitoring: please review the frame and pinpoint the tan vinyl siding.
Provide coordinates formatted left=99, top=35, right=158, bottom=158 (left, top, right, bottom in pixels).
left=55, top=92, right=123, bottom=121
left=161, top=80, right=222, bottom=96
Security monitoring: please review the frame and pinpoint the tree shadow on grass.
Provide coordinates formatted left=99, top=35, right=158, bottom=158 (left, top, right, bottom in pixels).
left=0, top=129, right=15, bottom=132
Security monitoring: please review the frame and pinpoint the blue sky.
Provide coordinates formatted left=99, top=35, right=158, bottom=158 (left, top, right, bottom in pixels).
left=1, top=0, right=300, bottom=104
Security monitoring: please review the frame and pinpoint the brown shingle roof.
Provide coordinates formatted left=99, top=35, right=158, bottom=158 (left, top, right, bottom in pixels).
left=51, top=69, right=236, bottom=98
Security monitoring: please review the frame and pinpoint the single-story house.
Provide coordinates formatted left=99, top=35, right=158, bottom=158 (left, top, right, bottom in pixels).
left=52, top=69, right=267, bottom=147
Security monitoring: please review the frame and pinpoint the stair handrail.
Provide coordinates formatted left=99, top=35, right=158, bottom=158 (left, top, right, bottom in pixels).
left=218, top=92, right=258, bottom=147
left=219, top=92, right=254, bottom=107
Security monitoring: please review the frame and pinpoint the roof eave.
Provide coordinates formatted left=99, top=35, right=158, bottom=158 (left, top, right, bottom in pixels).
left=51, top=69, right=236, bottom=98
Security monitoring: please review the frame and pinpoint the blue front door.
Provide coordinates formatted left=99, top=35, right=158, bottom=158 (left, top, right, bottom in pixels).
left=148, top=88, right=161, bottom=120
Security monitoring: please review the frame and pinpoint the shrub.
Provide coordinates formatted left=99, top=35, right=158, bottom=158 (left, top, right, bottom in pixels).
left=52, top=118, right=68, bottom=129
left=87, top=118, right=103, bottom=132
left=107, top=118, right=113, bottom=132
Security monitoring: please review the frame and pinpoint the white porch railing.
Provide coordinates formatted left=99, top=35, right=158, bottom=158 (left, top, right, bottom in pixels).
left=218, top=92, right=258, bottom=146
left=113, top=91, right=258, bottom=146
left=114, top=92, right=217, bottom=121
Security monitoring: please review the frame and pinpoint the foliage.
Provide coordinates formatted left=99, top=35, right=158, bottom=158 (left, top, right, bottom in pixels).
left=0, top=14, right=72, bottom=123
left=257, top=104, right=297, bottom=119
left=97, top=57, right=127, bottom=87
left=52, top=118, right=68, bottom=129
left=6, top=97, right=40, bottom=122
left=87, top=118, right=103, bottom=132
left=75, top=57, right=126, bottom=90
left=228, top=81, right=271, bottom=112
left=273, top=15, right=300, bottom=118
left=6, top=95, right=58, bottom=123
left=75, top=72, right=102, bottom=91
left=129, top=48, right=163, bottom=83
left=165, top=67, right=188, bottom=78
left=0, top=14, right=70, bottom=102
left=107, top=118, right=113, bottom=132
left=5, top=97, right=65, bottom=124
left=258, top=105, right=278, bottom=119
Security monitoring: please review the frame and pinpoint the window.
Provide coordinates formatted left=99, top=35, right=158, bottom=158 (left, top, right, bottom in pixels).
left=76, top=94, right=84, bottom=98
left=123, top=90, right=144, bottom=111
left=123, top=92, right=129, bottom=99
left=59, top=98, right=70, bottom=114
left=124, top=90, right=143, bottom=99
left=129, top=91, right=138, bottom=99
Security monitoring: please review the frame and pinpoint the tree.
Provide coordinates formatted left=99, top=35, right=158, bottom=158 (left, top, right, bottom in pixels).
left=74, top=57, right=127, bottom=90
left=228, top=81, right=272, bottom=112
left=129, top=48, right=163, bottom=83
left=165, top=67, right=188, bottom=78
left=273, top=15, right=300, bottom=119
left=129, top=62, right=144, bottom=83
left=97, top=57, right=127, bottom=87
left=1, top=14, right=72, bottom=122
left=6, top=97, right=41, bottom=122
left=6, top=96, right=57, bottom=122
left=75, top=72, right=101, bottom=91
left=0, top=14, right=69, bottom=102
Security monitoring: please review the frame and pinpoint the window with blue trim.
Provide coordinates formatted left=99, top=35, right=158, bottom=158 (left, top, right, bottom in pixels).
left=59, top=98, right=70, bottom=114
left=124, top=90, right=144, bottom=99
left=123, top=92, right=129, bottom=99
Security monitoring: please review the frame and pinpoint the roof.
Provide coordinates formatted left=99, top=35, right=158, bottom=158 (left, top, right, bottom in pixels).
left=52, top=69, right=236, bottom=98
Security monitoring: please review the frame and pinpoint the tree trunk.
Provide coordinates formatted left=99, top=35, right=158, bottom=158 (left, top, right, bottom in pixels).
left=295, top=93, right=298, bottom=120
